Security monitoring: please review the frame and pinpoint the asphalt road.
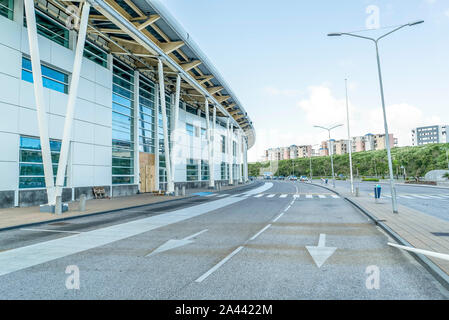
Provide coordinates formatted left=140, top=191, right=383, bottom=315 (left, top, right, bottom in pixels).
left=330, top=180, right=449, bottom=222
left=0, top=181, right=447, bottom=299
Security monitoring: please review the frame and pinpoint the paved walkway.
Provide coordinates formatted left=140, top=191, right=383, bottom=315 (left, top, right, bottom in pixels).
left=0, top=183, right=251, bottom=230
left=326, top=182, right=449, bottom=277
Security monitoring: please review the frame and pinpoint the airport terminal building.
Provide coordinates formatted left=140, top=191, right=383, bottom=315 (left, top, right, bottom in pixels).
left=0, top=0, right=255, bottom=208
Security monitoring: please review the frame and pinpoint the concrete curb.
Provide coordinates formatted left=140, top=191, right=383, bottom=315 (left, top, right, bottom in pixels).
left=0, top=181, right=260, bottom=233
left=308, top=182, right=449, bottom=291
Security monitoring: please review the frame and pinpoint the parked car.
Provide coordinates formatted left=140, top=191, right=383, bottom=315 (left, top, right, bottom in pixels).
left=289, top=176, right=298, bottom=181
left=299, top=176, right=309, bottom=182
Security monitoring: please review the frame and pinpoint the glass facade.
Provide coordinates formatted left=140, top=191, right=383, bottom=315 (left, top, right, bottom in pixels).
left=221, top=135, right=226, bottom=153
left=221, top=162, right=228, bottom=180
left=186, top=159, right=198, bottom=181
left=201, top=160, right=209, bottom=181
left=138, top=75, right=156, bottom=154
left=24, top=10, right=69, bottom=48
left=112, top=59, right=134, bottom=184
left=21, top=57, right=69, bottom=94
left=186, top=123, right=194, bottom=136
left=158, top=94, right=172, bottom=184
left=19, top=136, right=65, bottom=189
left=84, top=41, right=108, bottom=68
left=0, top=0, right=13, bottom=20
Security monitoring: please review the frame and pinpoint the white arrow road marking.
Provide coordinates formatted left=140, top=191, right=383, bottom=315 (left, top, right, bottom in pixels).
left=388, top=243, right=449, bottom=261
left=306, top=234, right=337, bottom=268
left=146, top=229, right=208, bottom=257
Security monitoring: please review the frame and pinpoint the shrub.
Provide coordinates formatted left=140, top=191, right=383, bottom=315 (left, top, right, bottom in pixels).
left=362, top=178, right=380, bottom=182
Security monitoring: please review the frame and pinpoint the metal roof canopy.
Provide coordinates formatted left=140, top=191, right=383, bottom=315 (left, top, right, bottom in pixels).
left=87, top=0, right=255, bottom=148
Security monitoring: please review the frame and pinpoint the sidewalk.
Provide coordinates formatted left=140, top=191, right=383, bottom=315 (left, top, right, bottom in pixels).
left=0, top=182, right=254, bottom=231
left=322, top=182, right=449, bottom=284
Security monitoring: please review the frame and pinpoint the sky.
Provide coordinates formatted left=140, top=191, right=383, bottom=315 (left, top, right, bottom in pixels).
left=161, top=0, right=449, bottom=162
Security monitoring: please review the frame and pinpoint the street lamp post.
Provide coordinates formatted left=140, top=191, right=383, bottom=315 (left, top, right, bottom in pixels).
left=314, top=124, right=343, bottom=188
left=328, top=20, right=424, bottom=213
left=345, top=79, right=354, bottom=194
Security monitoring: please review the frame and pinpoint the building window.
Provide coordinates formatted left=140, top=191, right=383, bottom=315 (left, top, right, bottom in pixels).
left=201, top=160, right=209, bottom=181
left=186, top=104, right=197, bottom=115
left=0, top=0, right=13, bottom=20
left=233, top=141, right=237, bottom=156
left=84, top=41, right=108, bottom=68
left=112, top=59, right=134, bottom=185
left=139, top=75, right=156, bottom=154
left=186, top=123, right=194, bottom=136
left=221, top=162, right=228, bottom=180
left=186, top=159, right=198, bottom=181
left=21, top=57, right=69, bottom=94
left=221, top=135, right=226, bottom=153
left=201, top=128, right=207, bottom=139
left=19, top=136, right=66, bottom=189
left=24, top=9, right=69, bottom=48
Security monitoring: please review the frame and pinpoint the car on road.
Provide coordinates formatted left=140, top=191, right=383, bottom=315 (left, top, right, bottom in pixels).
left=289, top=176, right=298, bottom=181
left=300, top=176, right=309, bottom=182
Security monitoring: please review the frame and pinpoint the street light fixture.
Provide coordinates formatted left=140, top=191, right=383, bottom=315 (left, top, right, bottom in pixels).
left=327, top=20, right=424, bottom=213
left=314, top=124, right=343, bottom=188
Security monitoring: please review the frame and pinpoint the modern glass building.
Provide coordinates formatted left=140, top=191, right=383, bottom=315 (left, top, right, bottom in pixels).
left=0, top=0, right=255, bottom=208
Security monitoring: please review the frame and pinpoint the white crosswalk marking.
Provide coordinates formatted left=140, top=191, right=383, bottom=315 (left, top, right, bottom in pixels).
left=267, top=194, right=275, bottom=198
left=294, top=195, right=300, bottom=199
left=426, top=195, right=444, bottom=199
left=254, top=194, right=264, bottom=198
left=331, top=195, right=340, bottom=199
left=216, top=194, right=230, bottom=198
left=280, top=194, right=288, bottom=198
left=412, top=195, right=430, bottom=199
left=306, top=195, right=313, bottom=199
left=318, top=195, right=326, bottom=199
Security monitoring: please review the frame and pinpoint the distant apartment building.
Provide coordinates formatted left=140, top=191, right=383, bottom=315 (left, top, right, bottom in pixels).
left=264, top=145, right=312, bottom=161
left=412, top=125, right=449, bottom=146
left=352, top=136, right=365, bottom=153
left=334, top=139, right=349, bottom=155
left=320, top=141, right=329, bottom=156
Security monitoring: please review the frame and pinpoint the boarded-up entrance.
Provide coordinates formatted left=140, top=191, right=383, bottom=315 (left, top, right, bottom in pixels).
left=139, top=153, right=155, bottom=193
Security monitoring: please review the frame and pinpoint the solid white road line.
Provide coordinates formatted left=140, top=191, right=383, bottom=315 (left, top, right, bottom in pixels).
left=412, top=195, right=430, bottom=199
left=399, top=195, right=413, bottom=199
left=426, top=195, right=444, bottom=199
left=0, top=183, right=275, bottom=277
left=195, top=246, right=244, bottom=283
left=20, top=228, right=82, bottom=234
left=388, top=243, right=449, bottom=261
left=249, top=224, right=272, bottom=241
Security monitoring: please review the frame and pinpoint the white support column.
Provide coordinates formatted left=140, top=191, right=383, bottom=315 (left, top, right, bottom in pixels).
left=55, top=2, right=91, bottom=203
left=23, top=0, right=55, bottom=205
left=205, top=99, right=214, bottom=188
left=212, top=105, right=216, bottom=183
left=239, top=129, right=243, bottom=184
left=133, top=70, right=140, bottom=190
left=157, top=59, right=173, bottom=193
left=227, top=119, right=233, bottom=185
left=170, top=74, right=181, bottom=188
left=154, top=85, right=160, bottom=191
left=243, top=137, right=249, bottom=182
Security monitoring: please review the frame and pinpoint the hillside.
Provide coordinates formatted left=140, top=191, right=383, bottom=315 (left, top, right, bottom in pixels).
left=249, top=143, right=449, bottom=179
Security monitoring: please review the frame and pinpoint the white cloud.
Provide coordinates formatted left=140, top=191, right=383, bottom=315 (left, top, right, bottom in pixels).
left=296, top=84, right=441, bottom=147
left=445, top=9, right=449, bottom=17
